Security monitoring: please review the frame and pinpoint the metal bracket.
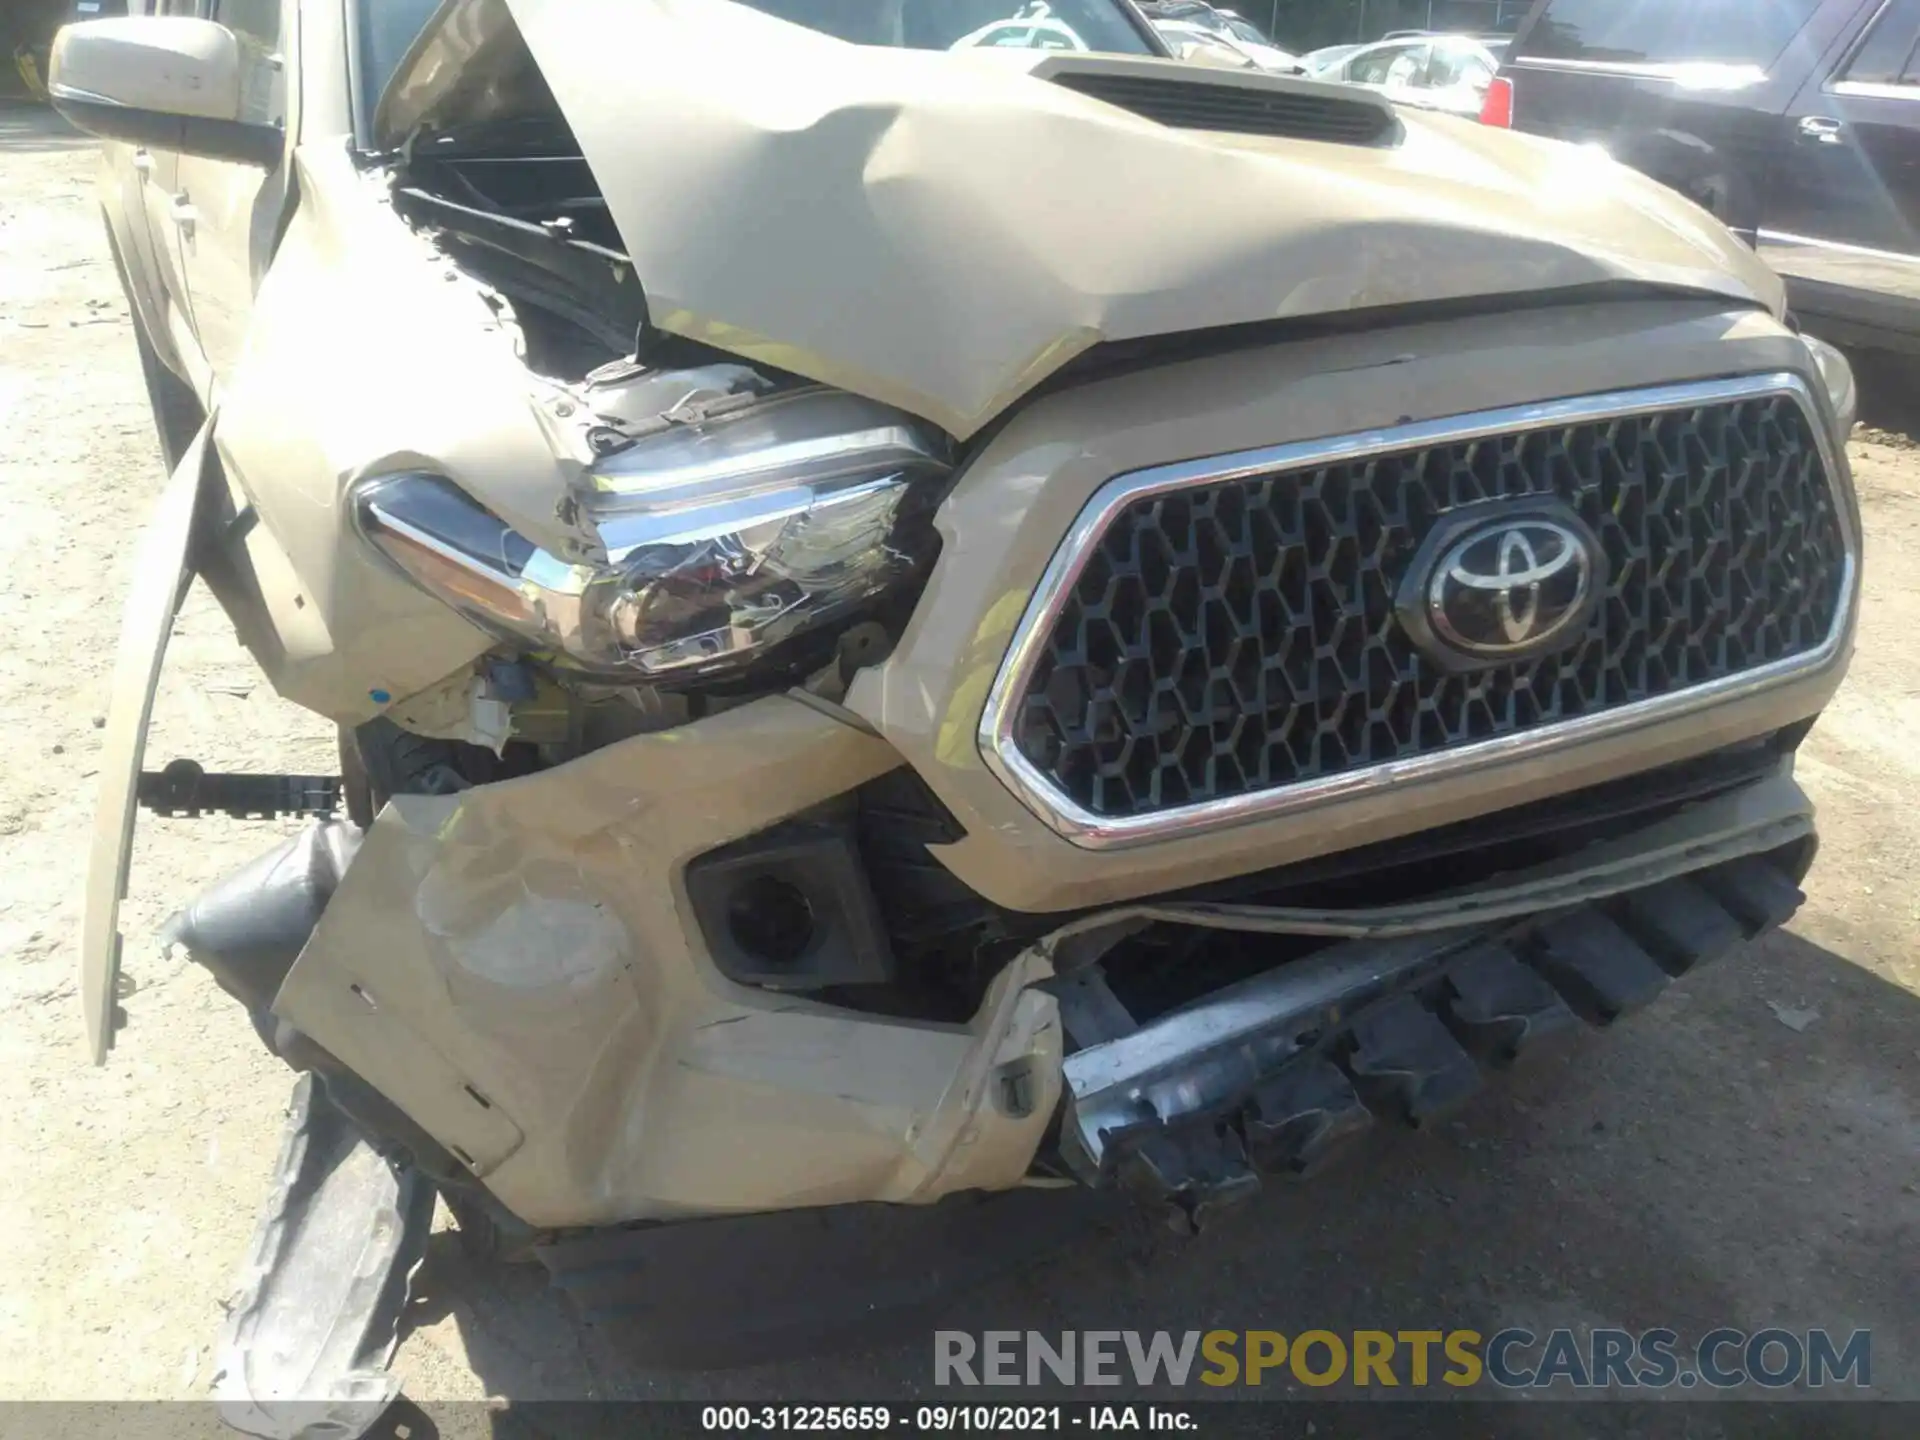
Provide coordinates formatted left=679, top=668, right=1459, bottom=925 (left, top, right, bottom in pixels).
left=138, top=759, right=342, bottom=820
left=1047, top=967, right=1140, bottom=1048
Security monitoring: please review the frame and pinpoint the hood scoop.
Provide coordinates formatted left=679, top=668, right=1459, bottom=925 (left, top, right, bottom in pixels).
left=1046, top=68, right=1397, bottom=146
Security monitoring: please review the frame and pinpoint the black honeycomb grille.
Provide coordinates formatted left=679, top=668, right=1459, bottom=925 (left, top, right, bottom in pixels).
left=1007, top=393, right=1848, bottom=821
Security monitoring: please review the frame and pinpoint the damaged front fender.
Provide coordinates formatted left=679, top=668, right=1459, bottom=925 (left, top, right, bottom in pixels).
left=269, top=696, right=1063, bottom=1228
left=81, top=414, right=215, bottom=1063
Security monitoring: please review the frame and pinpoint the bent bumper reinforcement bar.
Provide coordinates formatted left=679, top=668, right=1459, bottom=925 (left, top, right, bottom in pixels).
left=1049, top=774, right=1814, bottom=1223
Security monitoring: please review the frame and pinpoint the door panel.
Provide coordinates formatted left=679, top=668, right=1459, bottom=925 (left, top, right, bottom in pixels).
left=1508, top=64, right=1783, bottom=235
left=100, top=135, right=190, bottom=383
left=1506, top=0, right=1859, bottom=239
left=174, top=0, right=290, bottom=388
left=136, top=145, right=212, bottom=395
left=123, top=0, right=215, bottom=398
left=1764, top=0, right=1920, bottom=310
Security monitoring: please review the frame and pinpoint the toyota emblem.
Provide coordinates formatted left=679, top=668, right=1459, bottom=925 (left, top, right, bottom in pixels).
left=1395, top=503, right=1604, bottom=671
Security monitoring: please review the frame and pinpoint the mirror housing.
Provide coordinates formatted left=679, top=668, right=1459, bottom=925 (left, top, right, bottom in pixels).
left=49, top=17, right=283, bottom=167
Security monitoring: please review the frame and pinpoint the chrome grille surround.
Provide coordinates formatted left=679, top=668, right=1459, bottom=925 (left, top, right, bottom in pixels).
left=977, top=373, right=1857, bottom=851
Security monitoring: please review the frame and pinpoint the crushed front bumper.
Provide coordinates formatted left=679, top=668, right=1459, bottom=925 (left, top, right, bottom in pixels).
left=266, top=687, right=1813, bottom=1230
left=270, top=695, right=1065, bottom=1230
left=1047, top=773, right=1812, bottom=1226
left=126, top=302, right=1846, bottom=1237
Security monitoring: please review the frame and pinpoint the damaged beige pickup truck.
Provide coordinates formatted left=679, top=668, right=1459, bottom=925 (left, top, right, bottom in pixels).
left=59, top=0, right=1859, bottom=1422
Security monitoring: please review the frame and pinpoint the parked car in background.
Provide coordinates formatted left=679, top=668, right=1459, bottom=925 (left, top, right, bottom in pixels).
left=1152, top=18, right=1258, bottom=67
left=1313, top=33, right=1508, bottom=117
left=1139, top=1, right=1267, bottom=43
left=1301, top=40, right=1364, bottom=73
left=1494, top=0, right=1920, bottom=355
left=954, top=7, right=1095, bottom=50
left=1139, top=0, right=1302, bottom=71
left=1150, top=15, right=1304, bottom=71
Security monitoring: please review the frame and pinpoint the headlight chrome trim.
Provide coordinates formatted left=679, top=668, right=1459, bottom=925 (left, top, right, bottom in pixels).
left=352, top=387, right=951, bottom=683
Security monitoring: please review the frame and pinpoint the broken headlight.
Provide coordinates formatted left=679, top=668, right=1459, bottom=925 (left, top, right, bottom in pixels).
left=353, top=388, right=950, bottom=682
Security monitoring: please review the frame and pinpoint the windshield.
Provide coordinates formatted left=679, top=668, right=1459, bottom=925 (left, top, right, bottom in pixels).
left=735, top=0, right=1155, bottom=51
left=359, top=0, right=447, bottom=120
left=358, top=0, right=1155, bottom=122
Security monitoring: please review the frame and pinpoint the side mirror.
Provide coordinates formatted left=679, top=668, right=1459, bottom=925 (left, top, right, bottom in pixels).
left=49, top=17, right=282, bottom=167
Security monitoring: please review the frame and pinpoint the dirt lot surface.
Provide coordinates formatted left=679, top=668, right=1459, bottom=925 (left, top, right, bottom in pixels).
left=2, top=105, right=1917, bottom=1431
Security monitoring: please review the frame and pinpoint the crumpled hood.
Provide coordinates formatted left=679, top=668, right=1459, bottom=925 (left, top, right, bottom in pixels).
left=381, top=0, right=1784, bottom=439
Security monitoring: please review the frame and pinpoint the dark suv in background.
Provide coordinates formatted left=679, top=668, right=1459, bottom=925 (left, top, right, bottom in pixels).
left=1494, top=0, right=1920, bottom=355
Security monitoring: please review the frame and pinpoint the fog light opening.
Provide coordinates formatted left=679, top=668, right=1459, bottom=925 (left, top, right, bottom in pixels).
left=726, top=875, right=817, bottom=968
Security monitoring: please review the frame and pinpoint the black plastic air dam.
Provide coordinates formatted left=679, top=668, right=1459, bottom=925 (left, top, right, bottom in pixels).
left=1056, top=842, right=1814, bottom=1231
left=215, top=1073, right=434, bottom=1440
left=162, top=820, right=478, bottom=1186
left=159, top=820, right=362, bottom=1023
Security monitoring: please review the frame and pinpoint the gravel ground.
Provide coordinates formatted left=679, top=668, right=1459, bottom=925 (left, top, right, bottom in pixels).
left=1, top=104, right=1917, bottom=1430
